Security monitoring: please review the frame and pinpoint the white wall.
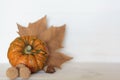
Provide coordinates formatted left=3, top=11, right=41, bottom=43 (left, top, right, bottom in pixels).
left=0, top=0, right=120, bottom=63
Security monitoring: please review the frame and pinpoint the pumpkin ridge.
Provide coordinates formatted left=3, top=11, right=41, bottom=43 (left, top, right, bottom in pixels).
left=33, top=54, right=40, bottom=71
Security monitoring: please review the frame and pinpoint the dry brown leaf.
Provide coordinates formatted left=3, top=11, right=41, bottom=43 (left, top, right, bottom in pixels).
left=40, top=25, right=66, bottom=52
left=17, top=24, right=28, bottom=36
left=28, top=16, right=47, bottom=36
left=47, top=52, right=73, bottom=68
left=17, top=16, right=47, bottom=36
left=17, top=16, right=72, bottom=70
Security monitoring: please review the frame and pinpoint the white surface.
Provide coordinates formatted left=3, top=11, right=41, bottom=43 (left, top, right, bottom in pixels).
left=1, top=0, right=120, bottom=63
left=1, top=62, right=120, bottom=80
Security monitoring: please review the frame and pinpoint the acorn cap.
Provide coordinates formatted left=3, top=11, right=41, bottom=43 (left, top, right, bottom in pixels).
left=19, top=67, right=31, bottom=79
left=6, top=67, right=18, bottom=80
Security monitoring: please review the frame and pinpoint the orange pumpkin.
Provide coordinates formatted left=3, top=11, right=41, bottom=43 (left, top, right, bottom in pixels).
left=7, top=36, right=49, bottom=73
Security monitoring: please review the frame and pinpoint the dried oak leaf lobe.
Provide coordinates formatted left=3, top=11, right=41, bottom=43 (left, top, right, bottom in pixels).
left=17, top=16, right=72, bottom=72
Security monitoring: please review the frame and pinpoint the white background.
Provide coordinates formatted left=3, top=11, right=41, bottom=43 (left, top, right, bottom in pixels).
left=0, top=0, right=120, bottom=63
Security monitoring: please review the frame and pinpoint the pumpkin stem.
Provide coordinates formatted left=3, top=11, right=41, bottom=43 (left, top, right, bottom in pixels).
left=24, top=45, right=32, bottom=54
